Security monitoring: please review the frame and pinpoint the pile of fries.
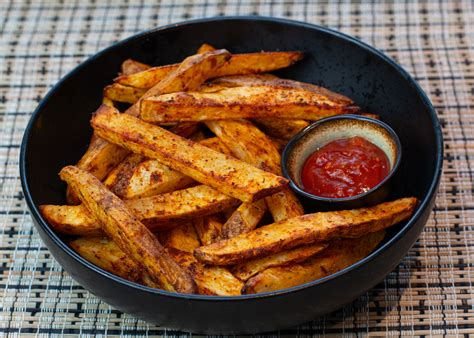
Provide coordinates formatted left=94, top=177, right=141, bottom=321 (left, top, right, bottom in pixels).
left=40, top=44, right=417, bottom=295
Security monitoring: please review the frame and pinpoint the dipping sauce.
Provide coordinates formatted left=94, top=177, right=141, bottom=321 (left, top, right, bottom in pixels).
left=301, top=136, right=390, bottom=198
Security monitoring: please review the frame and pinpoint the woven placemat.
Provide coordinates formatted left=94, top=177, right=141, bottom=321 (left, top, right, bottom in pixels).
left=1, top=0, right=473, bottom=336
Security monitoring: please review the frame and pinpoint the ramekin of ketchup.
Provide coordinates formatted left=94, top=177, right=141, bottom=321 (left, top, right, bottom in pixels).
left=282, top=115, right=401, bottom=209
left=300, top=136, right=390, bottom=199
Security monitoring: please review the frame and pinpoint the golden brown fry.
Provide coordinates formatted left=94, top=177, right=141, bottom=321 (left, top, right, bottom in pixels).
left=69, top=137, right=130, bottom=204
left=197, top=43, right=217, bottom=54
left=194, top=214, right=224, bottom=245
left=264, top=189, right=304, bottom=223
left=253, top=118, right=310, bottom=140
left=159, top=223, right=201, bottom=253
left=221, top=199, right=267, bottom=239
left=116, top=51, right=304, bottom=89
left=167, top=248, right=243, bottom=296
left=104, top=152, right=146, bottom=196
left=211, top=74, right=354, bottom=106
left=243, top=232, right=385, bottom=294
left=103, top=83, right=146, bottom=104
left=60, top=165, right=196, bottom=293
left=121, top=59, right=151, bottom=75
left=92, top=105, right=288, bottom=202
left=39, top=204, right=101, bottom=236
left=70, top=237, right=143, bottom=282
left=141, top=85, right=358, bottom=123
left=102, top=96, right=115, bottom=107
left=232, top=243, right=327, bottom=281
left=41, top=184, right=239, bottom=236
left=194, top=197, right=417, bottom=265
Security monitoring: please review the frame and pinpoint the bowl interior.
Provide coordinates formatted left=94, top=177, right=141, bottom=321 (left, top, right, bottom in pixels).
left=21, top=17, right=441, bottom=299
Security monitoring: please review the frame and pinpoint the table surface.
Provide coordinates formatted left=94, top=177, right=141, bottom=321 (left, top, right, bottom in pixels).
left=1, top=1, right=473, bottom=336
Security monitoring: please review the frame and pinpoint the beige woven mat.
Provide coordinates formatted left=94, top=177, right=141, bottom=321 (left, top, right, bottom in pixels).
left=0, top=0, right=473, bottom=336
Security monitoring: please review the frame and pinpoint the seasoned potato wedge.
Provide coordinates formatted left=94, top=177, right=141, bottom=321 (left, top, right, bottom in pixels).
left=141, top=85, right=358, bottom=123
left=232, top=243, right=327, bottom=281
left=40, top=184, right=239, bottom=235
left=253, top=118, right=310, bottom=140
left=221, top=199, right=267, bottom=239
left=103, top=83, right=146, bottom=104
left=40, top=204, right=101, bottom=236
left=195, top=197, right=417, bottom=265
left=167, top=248, right=243, bottom=296
left=116, top=51, right=304, bottom=89
left=211, top=74, right=354, bottom=105
left=159, top=223, right=201, bottom=253
left=60, top=166, right=196, bottom=293
left=194, top=214, right=224, bottom=245
left=197, top=43, right=218, bottom=54
left=243, top=231, right=385, bottom=294
left=121, top=58, right=151, bottom=75
left=92, top=105, right=288, bottom=202
left=70, top=237, right=143, bottom=282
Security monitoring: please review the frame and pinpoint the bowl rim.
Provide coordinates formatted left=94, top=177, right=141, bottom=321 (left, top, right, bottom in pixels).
left=281, top=114, right=403, bottom=203
left=19, top=15, right=443, bottom=301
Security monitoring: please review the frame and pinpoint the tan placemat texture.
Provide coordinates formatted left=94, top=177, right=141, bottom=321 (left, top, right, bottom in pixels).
left=0, top=0, right=473, bottom=336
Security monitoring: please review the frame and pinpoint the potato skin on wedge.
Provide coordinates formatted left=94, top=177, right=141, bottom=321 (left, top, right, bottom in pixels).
left=141, top=85, right=358, bottom=123
left=195, top=197, right=417, bottom=265
left=243, top=231, right=386, bottom=294
left=92, top=105, right=288, bottom=203
left=59, top=165, right=196, bottom=293
left=115, top=51, right=304, bottom=89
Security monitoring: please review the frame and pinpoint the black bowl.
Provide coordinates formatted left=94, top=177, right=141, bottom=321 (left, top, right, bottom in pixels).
left=282, top=115, right=402, bottom=210
left=20, top=17, right=442, bottom=334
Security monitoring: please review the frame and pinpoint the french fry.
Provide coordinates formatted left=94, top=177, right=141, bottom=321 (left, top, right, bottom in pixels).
left=194, top=214, right=224, bottom=245
left=253, top=118, right=310, bottom=140
left=92, top=105, right=288, bottom=202
left=206, top=119, right=303, bottom=237
left=159, top=223, right=201, bottom=253
left=232, top=243, right=327, bottom=281
left=141, top=85, right=359, bottom=123
left=211, top=74, right=354, bottom=106
left=40, top=184, right=239, bottom=236
left=221, top=199, right=267, bottom=239
left=194, top=197, right=417, bottom=265
left=40, top=204, right=101, bottom=236
left=60, top=165, right=196, bottom=293
left=103, top=83, right=146, bottom=104
left=115, top=51, right=304, bottom=89
left=102, top=96, right=115, bottom=107
left=197, top=43, right=218, bottom=54
left=243, top=231, right=385, bottom=294
left=104, top=137, right=233, bottom=199
left=121, top=58, right=151, bottom=75
left=68, top=50, right=231, bottom=203
left=70, top=237, right=143, bottom=283
left=167, top=248, right=243, bottom=296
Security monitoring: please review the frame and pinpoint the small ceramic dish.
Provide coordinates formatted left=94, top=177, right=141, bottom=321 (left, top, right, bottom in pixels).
left=282, top=115, right=402, bottom=210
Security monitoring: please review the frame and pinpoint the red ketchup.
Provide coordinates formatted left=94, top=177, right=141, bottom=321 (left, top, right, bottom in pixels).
left=301, top=136, right=390, bottom=198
